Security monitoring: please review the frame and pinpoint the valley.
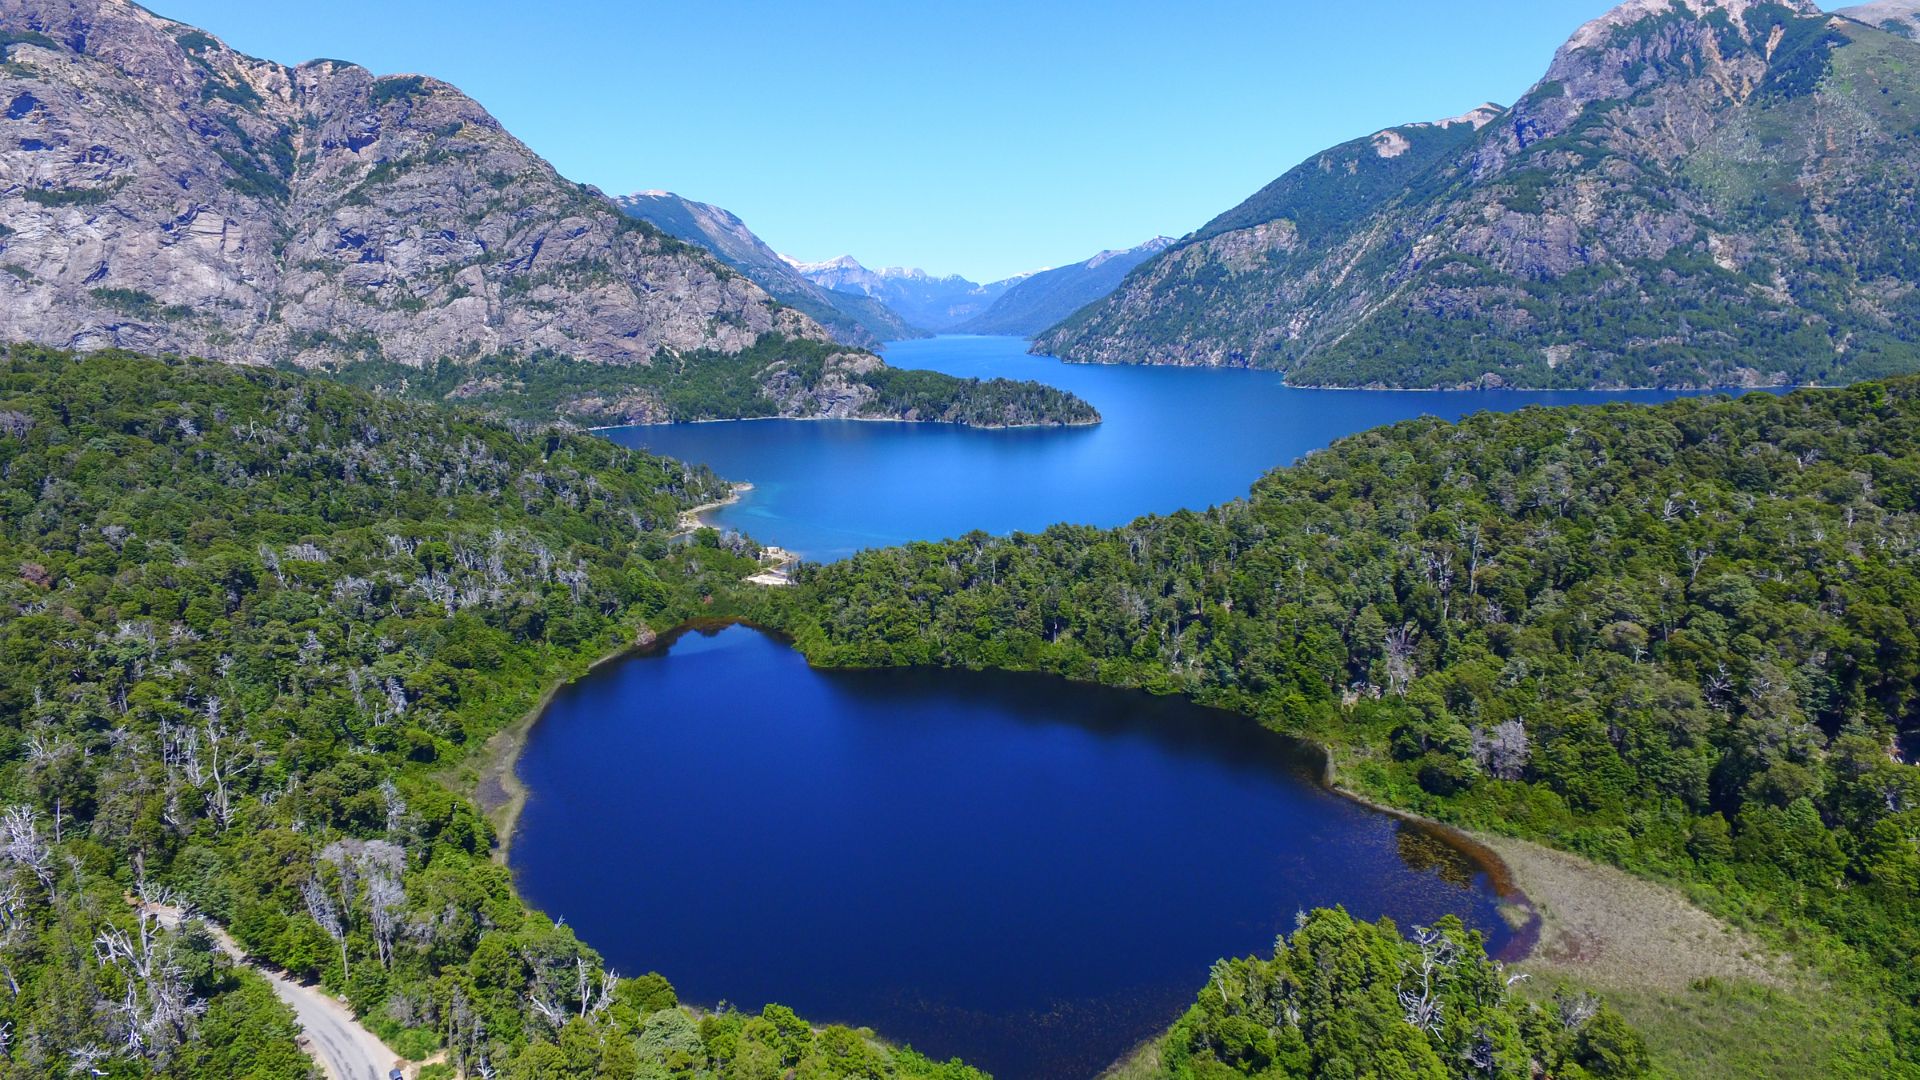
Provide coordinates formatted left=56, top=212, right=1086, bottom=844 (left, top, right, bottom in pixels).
left=1, top=1, right=1918, bottom=1079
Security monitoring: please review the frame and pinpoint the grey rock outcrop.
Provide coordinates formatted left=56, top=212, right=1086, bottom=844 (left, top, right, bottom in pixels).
left=0, top=0, right=824, bottom=371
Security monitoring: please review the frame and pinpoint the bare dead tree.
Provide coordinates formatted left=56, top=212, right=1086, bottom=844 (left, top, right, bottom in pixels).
left=574, top=956, right=618, bottom=1018
left=302, top=877, right=347, bottom=981
left=1471, top=719, right=1531, bottom=781
left=200, top=701, right=258, bottom=831
left=1384, top=625, right=1418, bottom=697
left=0, top=807, right=54, bottom=891
left=67, top=1044, right=110, bottom=1077
left=1556, top=989, right=1600, bottom=1029
left=93, top=909, right=204, bottom=1064
left=381, top=779, right=408, bottom=838
left=1398, top=925, right=1460, bottom=1035
left=366, top=870, right=405, bottom=970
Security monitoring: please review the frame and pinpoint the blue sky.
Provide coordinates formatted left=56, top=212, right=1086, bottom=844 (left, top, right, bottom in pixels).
left=153, top=0, right=1629, bottom=282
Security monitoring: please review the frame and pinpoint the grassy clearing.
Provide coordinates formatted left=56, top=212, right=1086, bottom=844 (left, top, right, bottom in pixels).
left=1483, top=837, right=1886, bottom=1079
left=1096, top=1037, right=1162, bottom=1080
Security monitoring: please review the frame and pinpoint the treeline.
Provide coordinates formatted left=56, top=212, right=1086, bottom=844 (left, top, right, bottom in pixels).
left=331, top=335, right=1099, bottom=428
left=0, top=345, right=977, bottom=1079
left=778, top=381, right=1920, bottom=1074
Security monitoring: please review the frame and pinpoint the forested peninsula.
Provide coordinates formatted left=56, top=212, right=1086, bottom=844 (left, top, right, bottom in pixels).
left=776, top=380, right=1920, bottom=1077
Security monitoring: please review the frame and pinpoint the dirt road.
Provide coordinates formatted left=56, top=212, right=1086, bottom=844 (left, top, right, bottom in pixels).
left=147, top=904, right=406, bottom=1080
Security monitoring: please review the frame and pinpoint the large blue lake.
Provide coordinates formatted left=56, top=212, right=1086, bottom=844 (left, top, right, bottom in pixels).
left=519, top=339, right=1699, bottom=1078
left=606, top=336, right=1695, bottom=560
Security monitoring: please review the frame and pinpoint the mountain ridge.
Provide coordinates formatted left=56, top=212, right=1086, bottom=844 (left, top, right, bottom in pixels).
left=1036, top=0, right=1920, bottom=389
left=786, top=255, right=1027, bottom=333
left=612, top=190, right=924, bottom=348
left=957, top=237, right=1174, bottom=338
left=1836, top=0, right=1920, bottom=36
left=0, top=0, right=820, bottom=368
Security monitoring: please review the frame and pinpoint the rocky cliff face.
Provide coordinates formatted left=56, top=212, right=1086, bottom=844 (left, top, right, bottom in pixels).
left=0, top=0, right=823, bottom=372
left=1039, top=0, right=1920, bottom=389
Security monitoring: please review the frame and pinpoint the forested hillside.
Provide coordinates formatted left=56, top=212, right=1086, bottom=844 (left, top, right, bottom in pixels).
left=1039, top=1, right=1920, bottom=389
left=0, top=344, right=983, bottom=1079
left=781, top=381, right=1920, bottom=1075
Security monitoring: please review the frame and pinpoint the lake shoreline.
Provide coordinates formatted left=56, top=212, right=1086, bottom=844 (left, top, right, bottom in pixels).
left=471, top=635, right=645, bottom=867
left=590, top=413, right=1102, bottom=433
left=676, top=482, right=753, bottom=536
left=499, top=614, right=1542, bottom=939
left=478, top=618, right=794, bottom=864
left=504, top=616, right=1557, bottom=1079
left=1030, top=348, right=1827, bottom=395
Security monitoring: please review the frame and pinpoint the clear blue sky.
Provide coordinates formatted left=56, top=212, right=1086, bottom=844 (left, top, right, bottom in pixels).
left=152, top=0, right=1627, bottom=282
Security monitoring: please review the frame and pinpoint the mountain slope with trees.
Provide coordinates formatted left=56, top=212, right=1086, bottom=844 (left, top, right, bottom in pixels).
left=957, top=238, right=1173, bottom=338
left=779, top=379, right=1920, bottom=1076
left=1038, top=0, right=1920, bottom=389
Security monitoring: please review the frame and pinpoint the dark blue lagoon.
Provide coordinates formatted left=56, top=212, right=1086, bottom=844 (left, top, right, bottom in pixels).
left=606, top=336, right=1696, bottom=560
left=512, top=624, right=1520, bottom=1080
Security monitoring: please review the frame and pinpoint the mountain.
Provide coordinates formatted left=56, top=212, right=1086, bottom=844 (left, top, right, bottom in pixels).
left=957, top=237, right=1174, bottom=337
left=786, top=256, right=1026, bottom=332
left=1037, top=0, right=1920, bottom=389
left=1838, top=0, right=1920, bottom=37
left=0, top=0, right=1088, bottom=424
left=612, top=191, right=924, bottom=347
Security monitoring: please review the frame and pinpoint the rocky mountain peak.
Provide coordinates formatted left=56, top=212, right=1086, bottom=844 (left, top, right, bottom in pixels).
left=1467, top=0, right=1836, bottom=178
left=782, top=254, right=866, bottom=274
left=1548, top=0, right=1823, bottom=89
left=1437, top=102, right=1507, bottom=129
left=1038, top=0, right=1920, bottom=390
left=1083, top=237, right=1173, bottom=271
left=1562, top=0, right=1819, bottom=54
left=1, top=0, right=831, bottom=368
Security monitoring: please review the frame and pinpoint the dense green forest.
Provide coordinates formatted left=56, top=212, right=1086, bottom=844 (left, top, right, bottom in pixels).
left=1156, top=910, right=1644, bottom=1080
left=330, top=336, right=1099, bottom=428
left=0, top=344, right=985, bottom=1079
left=778, top=381, right=1920, bottom=1076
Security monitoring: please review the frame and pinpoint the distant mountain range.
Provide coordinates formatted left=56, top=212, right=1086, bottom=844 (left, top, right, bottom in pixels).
left=0, top=0, right=1092, bottom=425
left=957, top=237, right=1173, bottom=337
left=612, top=191, right=922, bottom=348
left=1038, top=0, right=1920, bottom=389
left=784, top=256, right=1028, bottom=333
